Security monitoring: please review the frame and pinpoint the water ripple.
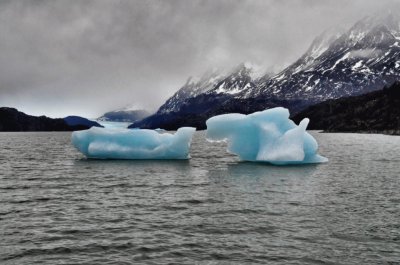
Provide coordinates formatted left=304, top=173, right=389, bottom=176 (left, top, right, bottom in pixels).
left=0, top=131, right=400, bottom=264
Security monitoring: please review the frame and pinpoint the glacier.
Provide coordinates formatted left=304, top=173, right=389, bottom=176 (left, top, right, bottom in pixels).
left=72, top=127, right=196, bottom=159
left=206, top=107, right=328, bottom=165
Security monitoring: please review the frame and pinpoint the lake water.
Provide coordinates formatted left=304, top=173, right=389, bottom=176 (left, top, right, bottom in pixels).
left=0, top=131, right=399, bottom=264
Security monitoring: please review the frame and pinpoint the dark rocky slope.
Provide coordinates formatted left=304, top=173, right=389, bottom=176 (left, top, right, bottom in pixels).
left=292, top=82, right=400, bottom=134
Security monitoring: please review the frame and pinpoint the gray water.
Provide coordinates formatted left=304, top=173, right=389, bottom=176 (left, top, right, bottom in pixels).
left=0, top=131, right=399, bottom=264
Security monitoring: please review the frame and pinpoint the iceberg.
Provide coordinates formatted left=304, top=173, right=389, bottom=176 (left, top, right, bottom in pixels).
left=72, top=127, right=196, bottom=159
left=206, top=107, right=327, bottom=165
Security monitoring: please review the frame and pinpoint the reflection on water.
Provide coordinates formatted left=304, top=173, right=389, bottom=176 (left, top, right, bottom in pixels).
left=0, top=131, right=399, bottom=264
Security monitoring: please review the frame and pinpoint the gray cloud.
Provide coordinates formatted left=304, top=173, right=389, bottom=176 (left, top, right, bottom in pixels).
left=0, top=0, right=398, bottom=117
left=349, top=49, right=384, bottom=59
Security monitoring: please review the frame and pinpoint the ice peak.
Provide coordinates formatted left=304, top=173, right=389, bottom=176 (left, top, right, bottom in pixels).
left=228, top=62, right=265, bottom=79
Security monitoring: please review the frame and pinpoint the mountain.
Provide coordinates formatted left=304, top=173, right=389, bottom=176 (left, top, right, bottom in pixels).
left=0, top=107, right=102, bottom=131
left=154, top=64, right=260, bottom=115
left=131, top=13, right=400, bottom=130
left=98, top=105, right=150, bottom=122
left=129, top=64, right=279, bottom=129
left=292, top=82, right=400, bottom=135
left=157, top=69, right=224, bottom=114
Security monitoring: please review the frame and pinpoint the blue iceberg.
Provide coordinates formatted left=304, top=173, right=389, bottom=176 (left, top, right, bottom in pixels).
left=206, top=107, right=327, bottom=165
left=72, top=127, right=196, bottom=159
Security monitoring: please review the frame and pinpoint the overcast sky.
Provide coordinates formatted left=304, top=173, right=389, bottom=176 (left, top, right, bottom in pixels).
left=0, top=0, right=398, bottom=118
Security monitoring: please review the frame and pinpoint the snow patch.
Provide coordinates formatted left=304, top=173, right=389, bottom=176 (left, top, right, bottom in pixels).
left=324, top=52, right=350, bottom=73
left=352, top=60, right=364, bottom=70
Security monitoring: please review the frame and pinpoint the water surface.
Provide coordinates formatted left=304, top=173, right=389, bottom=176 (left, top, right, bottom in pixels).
left=0, top=131, right=399, bottom=264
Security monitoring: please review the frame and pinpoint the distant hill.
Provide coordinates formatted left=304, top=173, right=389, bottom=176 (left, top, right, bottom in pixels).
left=0, top=107, right=102, bottom=131
left=292, top=82, right=400, bottom=135
left=64, top=116, right=103, bottom=130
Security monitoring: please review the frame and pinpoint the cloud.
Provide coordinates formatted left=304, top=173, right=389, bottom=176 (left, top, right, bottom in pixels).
left=0, top=0, right=398, bottom=117
left=349, top=49, right=384, bottom=59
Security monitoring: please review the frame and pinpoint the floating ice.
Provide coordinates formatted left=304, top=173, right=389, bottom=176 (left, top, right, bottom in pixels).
left=72, top=127, right=196, bottom=159
left=206, top=107, right=327, bottom=165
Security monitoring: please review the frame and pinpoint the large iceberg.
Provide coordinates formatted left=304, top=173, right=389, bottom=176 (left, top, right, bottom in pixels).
left=206, top=107, right=327, bottom=165
left=72, top=127, right=196, bottom=159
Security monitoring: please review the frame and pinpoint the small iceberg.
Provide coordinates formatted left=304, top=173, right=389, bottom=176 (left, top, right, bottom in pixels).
left=72, top=127, right=196, bottom=159
left=206, top=107, right=327, bottom=165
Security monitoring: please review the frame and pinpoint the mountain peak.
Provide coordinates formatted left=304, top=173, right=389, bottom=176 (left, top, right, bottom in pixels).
left=229, top=63, right=252, bottom=76
left=210, top=63, right=256, bottom=96
left=306, top=27, right=344, bottom=58
left=348, top=12, right=400, bottom=39
left=334, top=12, right=399, bottom=50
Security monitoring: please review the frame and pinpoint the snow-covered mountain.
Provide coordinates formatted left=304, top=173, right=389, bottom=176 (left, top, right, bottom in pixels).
left=131, top=12, right=400, bottom=129
left=157, top=64, right=259, bottom=115
left=157, top=69, right=224, bottom=114
left=254, top=12, right=400, bottom=100
left=209, top=63, right=257, bottom=96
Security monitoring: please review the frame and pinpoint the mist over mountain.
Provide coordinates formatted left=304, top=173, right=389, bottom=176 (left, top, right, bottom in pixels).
left=98, top=104, right=150, bottom=123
